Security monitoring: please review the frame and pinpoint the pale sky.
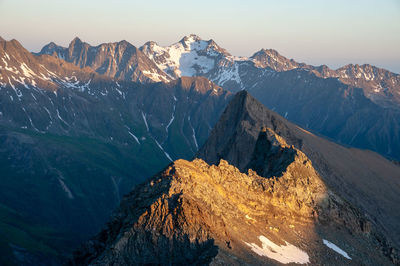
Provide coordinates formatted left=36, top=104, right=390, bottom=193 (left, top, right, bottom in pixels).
left=1, top=0, right=399, bottom=73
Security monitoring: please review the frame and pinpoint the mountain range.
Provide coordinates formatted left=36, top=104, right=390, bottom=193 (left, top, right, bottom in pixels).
left=0, top=34, right=399, bottom=265
left=37, top=34, right=400, bottom=160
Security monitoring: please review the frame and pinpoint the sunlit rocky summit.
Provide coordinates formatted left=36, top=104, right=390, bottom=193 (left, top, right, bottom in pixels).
left=73, top=92, right=398, bottom=265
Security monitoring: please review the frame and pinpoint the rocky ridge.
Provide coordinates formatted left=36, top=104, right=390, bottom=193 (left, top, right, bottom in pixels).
left=198, top=90, right=400, bottom=252
left=73, top=125, right=396, bottom=265
left=37, top=37, right=171, bottom=83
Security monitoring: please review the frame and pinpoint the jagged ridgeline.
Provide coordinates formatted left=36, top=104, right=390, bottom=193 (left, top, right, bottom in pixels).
left=38, top=34, right=400, bottom=160
left=73, top=92, right=400, bottom=265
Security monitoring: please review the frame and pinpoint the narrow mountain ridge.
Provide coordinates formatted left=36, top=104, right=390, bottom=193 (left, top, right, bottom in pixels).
left=73, top=124, right=396, bottom=265
left=198, top=90, right=400, bottom=252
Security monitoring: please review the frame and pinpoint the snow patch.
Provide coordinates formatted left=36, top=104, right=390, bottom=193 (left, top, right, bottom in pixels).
left=154, top=138, right=173, bottom=162
left=214, top=61, right=243, bottom=88
left=191, top=125, right=198, bottom=150
left=141, top=111, right=149, bottom=131
left=245, top=235, right=309, bottom=264
left=22, top=107, right=39, bottom=132
left=142, top=70, right=168, bottom=82
left=43, top=106, right=52, bottom=119
left=188, top=115, right=199, bottom=150
left=128, top=131, right=140, bottom=144
left=57, top=177, right=74, bottom=199
left=124, top=126, right=140, bottom=144
left=7, top=77, right=22, bottom=97
left=20, top=63, right=36, bottom=78
left=166, top=102, right=176, bottom=133
left=323, top=239, right=351, bottom=260
left=245, top=215, right=256, bottom=221
left=30, top=92, right=37, bottom=101
left=56, top=109, right=70, bottom=127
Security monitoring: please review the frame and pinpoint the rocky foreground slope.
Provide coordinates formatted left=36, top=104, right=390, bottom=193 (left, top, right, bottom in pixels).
left=72, top=92, right=399, bottom=265
left=73, top=130, right=396, bottom=265
left=198, top=91, right=400, bottom=251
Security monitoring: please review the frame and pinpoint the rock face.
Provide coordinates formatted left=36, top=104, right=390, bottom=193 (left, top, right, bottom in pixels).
left=73, top=129, right=395, bottom=265
left=0, top=38, right=95, bottom=93
left=198, top=90, right=400, bottom=252
left=37, top=37, right=171, bottom=83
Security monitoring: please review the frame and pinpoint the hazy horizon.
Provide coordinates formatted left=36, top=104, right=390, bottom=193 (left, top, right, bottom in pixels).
left=1, top=0, right=399, bottom=73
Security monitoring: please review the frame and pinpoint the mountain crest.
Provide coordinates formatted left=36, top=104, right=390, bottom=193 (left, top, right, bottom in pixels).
left=73, top=123, right=393, bottom=264
left=180, top=34, right=202, bottom=44
left=251, top=48, right=300, bottom=71
left=70, top=36, right=83, bottom=46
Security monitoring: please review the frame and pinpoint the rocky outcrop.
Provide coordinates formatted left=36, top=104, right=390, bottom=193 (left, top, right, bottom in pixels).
left=198, top=90, right=400, bottom=254
left=73, top=126, right=395, bottom=265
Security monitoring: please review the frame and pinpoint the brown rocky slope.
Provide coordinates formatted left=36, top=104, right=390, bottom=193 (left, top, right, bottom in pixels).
left=73, top=127, right=396, bottom=265
left=198, top=90, right=400, bottom=252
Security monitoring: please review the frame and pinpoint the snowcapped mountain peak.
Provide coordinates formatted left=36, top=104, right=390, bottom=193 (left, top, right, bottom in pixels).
left=177, top=34, right=210, bottom=52
left=180, top=34, right=203, bottom=44
left=140, top=35, right=218, bottom=78
left=140, top=35, right=233, bottom=79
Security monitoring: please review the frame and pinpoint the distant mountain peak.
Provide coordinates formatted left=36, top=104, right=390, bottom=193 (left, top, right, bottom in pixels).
left=142, top=40, right=158, bottom=47
left=259, top=48, right=279, bottom=55
left=47, top=41, right=58, bottom=47
left=116, top=39, right=132, bottom=47
left=71, top=36, right=83, bottom=45
left=36, top=37, right=171, bottom=83
left=180, top=34, right=203, bottom=44
left=250, top=48, right=300, bottom=71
